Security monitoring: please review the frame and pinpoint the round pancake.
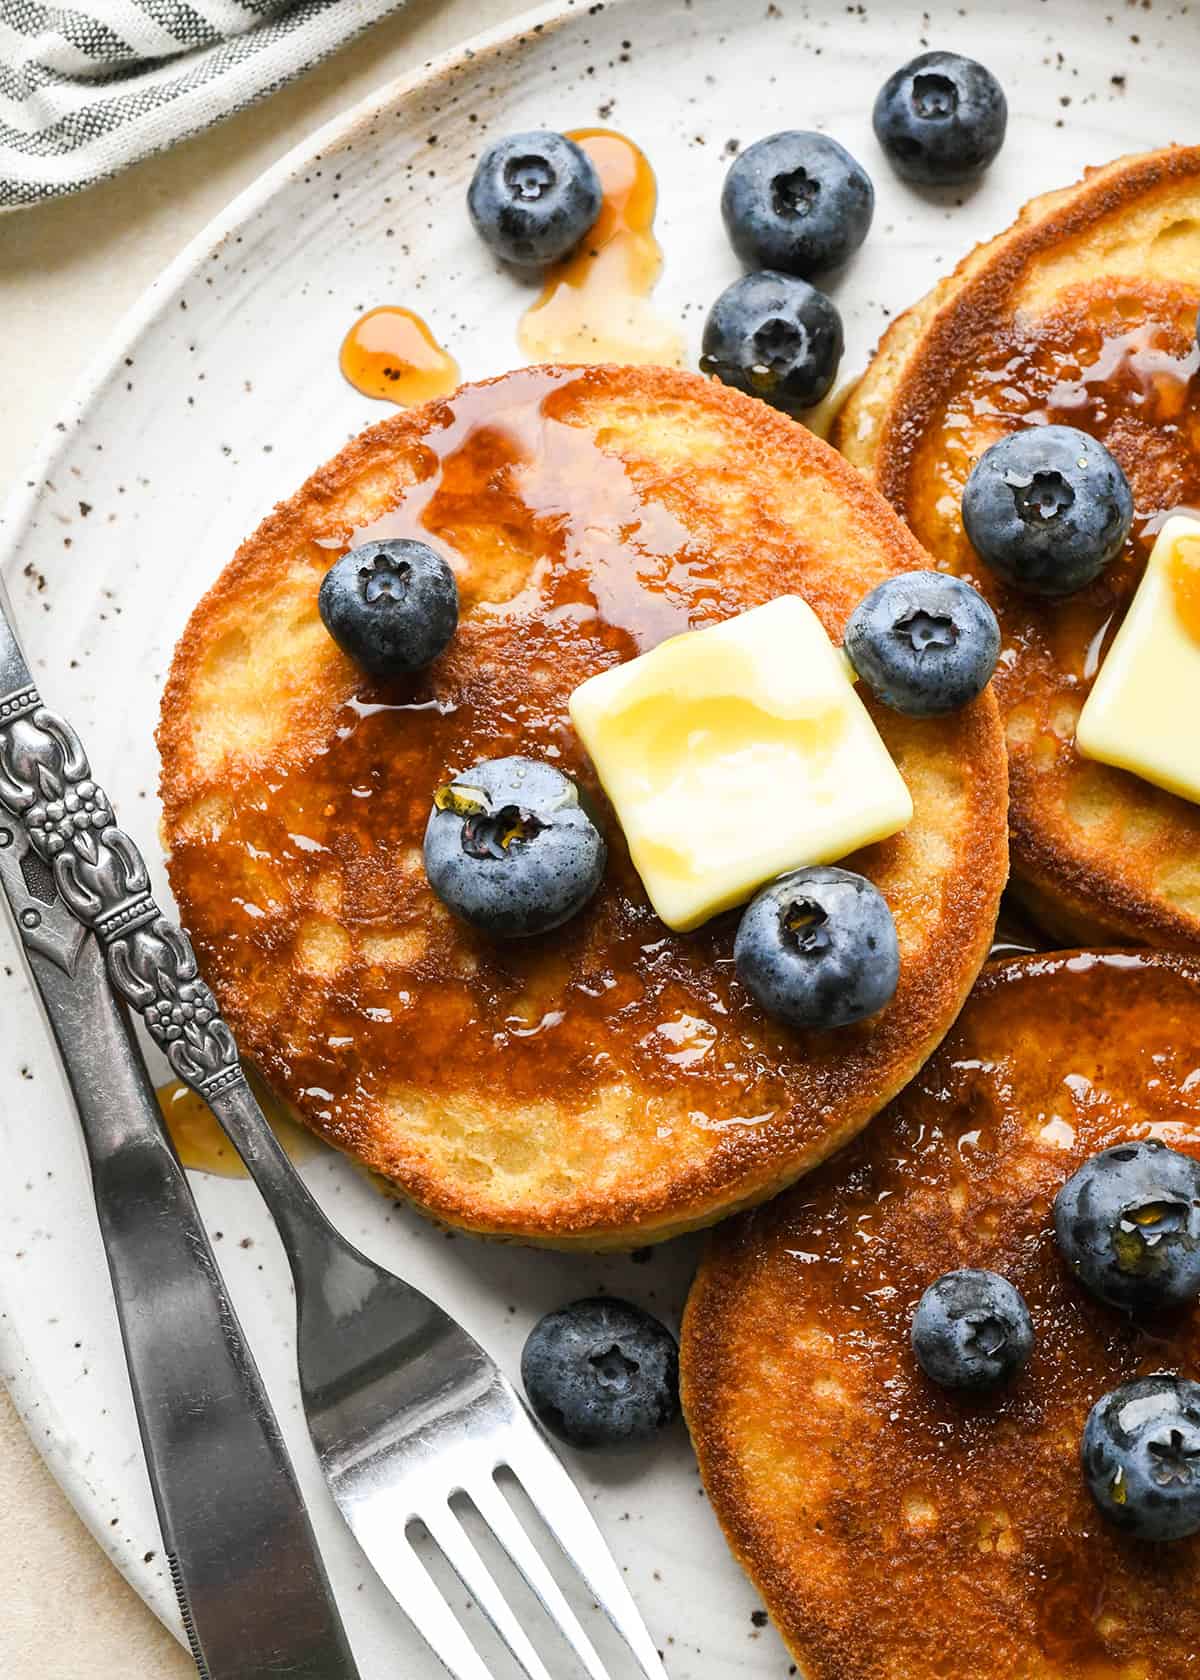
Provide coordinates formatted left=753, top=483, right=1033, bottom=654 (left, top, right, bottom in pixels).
left=834, top=146, right=1200, bottom=949
left=158, top=364, right=1007, bottom=1248
left=683, top=950, right=1200, bottom=1680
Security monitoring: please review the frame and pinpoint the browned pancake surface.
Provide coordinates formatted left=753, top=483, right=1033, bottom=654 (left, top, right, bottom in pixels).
left=684, top=952, right=1200, bottom=1680
left=835, top=147, right=1200, bottom=949
left=159, top=364, right=1007, bottom=1246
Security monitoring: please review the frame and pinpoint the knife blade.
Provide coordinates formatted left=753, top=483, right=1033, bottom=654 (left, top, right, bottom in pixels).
left=0, top=633, right=360, bottom=1678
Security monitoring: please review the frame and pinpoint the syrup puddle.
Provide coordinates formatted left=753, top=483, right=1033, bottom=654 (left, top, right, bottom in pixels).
left=518, top=128, right=684, bottom=368
left=157, top=1075, right=323, bottom=1178
left=340, top=305, right=460, bottom=404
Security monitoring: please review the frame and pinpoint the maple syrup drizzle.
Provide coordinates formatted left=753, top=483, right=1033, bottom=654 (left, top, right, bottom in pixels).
left=157, top=1076, right=321, bottom=1177
left=518, top=129, right=684, bottom=368
left=907, top=289, right=1200, bottom=699
left=171, top=367, right=893, bottom=1139
left=340, top=306, right=460, bottom=405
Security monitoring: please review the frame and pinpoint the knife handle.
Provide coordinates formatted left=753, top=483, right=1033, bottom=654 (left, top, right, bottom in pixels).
left=24, top=929, right=362, bottom=1680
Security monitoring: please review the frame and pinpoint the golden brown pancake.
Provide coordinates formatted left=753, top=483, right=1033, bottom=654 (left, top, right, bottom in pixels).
left=834, top=146, right=1200, bottom=950
left=158, top=364, right=1007, bottom=1247
left=683, top=950, right=1200, bottom=1680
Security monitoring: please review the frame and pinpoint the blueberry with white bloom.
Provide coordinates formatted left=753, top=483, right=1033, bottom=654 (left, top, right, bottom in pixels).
left=721, top=131, right=874, bottom=277
left=911, top=1269, right=1034, bottom=1391
left=734, top=865, right=899, bottom=1031
left=961, top=426, right=1133, bottom=596
left=845, top=570, right=1000, bottom=716
left=424, top=757, right=605, bottom=939
left=468, top=131, right=602, bottom=267
left=700, top=270, right=844, bottom=415
left=1083, top=1376, right=1200, bottom=1541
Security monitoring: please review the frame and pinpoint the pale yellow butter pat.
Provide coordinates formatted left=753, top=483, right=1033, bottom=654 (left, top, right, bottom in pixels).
left=1076, top=514, right=1200, bottom=805
left=568, top=596, right=913, bottom=932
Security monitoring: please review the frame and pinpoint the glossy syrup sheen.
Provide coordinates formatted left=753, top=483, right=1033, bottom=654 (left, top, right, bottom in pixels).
left=907, top=283, right=1200, bottom=701
left=157, top=1077, right=321, bottom=1177
left=168, top=364, right=990, bottom=1187
left=185, top=370, right=807, bottom=1131
left=694, top=951, right=1200, bottom=1680
left=518, top=128, right=684, bottom=367
left=340, top=306, right=460, bottom=405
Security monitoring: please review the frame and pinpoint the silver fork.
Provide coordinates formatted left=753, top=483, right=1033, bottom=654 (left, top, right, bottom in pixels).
left=0, top=610, right=668, bottom=1680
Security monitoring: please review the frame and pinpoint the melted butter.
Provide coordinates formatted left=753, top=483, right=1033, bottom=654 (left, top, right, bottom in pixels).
left=1077, top=514, right=1200, bottom=803
left=568, top=596, right=911, bottom=930
left=157, top=1075, right=322, bottom=1177
left=1167, top=531, right=1200, bottom=644
left=340, top=306, right=460, bottom=405
left=518, top=129, right=684, bottom=368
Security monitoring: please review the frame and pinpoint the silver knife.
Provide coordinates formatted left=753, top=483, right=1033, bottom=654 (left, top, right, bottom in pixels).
left=0, top=621, right=361, bottom=1679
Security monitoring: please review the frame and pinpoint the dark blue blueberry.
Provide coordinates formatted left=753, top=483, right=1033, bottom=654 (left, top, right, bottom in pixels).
left=873, top=52, right=1007, bottom=185
left=318, top=538, right=458, bottom=678
left=521, top=1298, right=680, bottom=1449
left=961, top=425, right=1134, bottom=596
left=1083, top=1376, right=1200, bottom=1541
left=423, top=757, right=605, bottom=939
left=845, top=570, right=1000, bottom=717
left=721, top=132, right=874, bottom=278
left=467, top=131, right=602, bottom=268
left=700, top=270, right=843, bottom=415
left=911, top=1269, right=1033, bottom=1391
left=734, top=865, right=899, bottom=1031
left=1054, top=1140, right=1200, bottom=1313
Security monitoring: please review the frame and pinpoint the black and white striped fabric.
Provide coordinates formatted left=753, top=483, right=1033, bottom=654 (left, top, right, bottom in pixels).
left=0, top=0, right=404, bottom=209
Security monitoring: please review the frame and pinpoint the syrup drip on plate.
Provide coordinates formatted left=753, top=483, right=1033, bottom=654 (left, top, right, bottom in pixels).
left=157, top=1076, right=322, bottom=1178
left=340, top=306, right=460, bottom=404
left=518, top=129, right=685, bottom=368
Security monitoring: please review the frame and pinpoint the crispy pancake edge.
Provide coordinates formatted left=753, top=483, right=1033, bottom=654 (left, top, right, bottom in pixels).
left=158, top=364, right=1009, bottom=1247
left=833, top=145, right=1200, bottom=951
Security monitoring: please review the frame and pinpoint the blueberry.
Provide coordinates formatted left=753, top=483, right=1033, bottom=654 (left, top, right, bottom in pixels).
left=521, top=1298, right=679, bottom=1449
left=467, top=131, right=602, bottom=268
left=873, top=52, right=1007, bottom=185
left=1054, top=1140, right=1200, bottom=1313
left=424, top=757, right=605, bottom=939
left=1083, top=1376, right=1200, bottom=1540
left=700, top=270, right=843, bottom=415
left=734, top=865, right=899, bottom=1031
left=961, top=425, right=1134, bottom=596
left=318, top=538, right=458, bottom=679
left=911, top=1269, right=1034, bottom=1391
left=721, top=132, right=874, bottom=278
left=845, top=570, right=1000, bottom=717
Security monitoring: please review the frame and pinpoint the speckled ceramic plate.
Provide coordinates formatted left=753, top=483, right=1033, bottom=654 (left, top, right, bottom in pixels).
left=0, top=0, right=1193, bottom=1673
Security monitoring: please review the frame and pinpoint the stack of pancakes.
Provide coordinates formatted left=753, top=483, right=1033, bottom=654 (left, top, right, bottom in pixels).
left=158, top=146, right=1200, bottom=1679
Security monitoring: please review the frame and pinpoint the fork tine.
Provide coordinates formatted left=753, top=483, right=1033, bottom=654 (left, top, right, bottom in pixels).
left=506, top=1429, right=670, bottom=1680
left=468, top=1473, right=613, bottom=1680
left=353, top=1520, right=494, bottom=1680
left=422, top=1502, right=555, bottom=1680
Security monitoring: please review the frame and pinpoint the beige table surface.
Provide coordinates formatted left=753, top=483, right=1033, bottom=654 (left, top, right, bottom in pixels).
left=0, top=1, right=529, bottom=1670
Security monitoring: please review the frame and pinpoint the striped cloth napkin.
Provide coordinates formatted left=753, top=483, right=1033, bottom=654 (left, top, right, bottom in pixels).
left=1, top=0, right=404, bottom=209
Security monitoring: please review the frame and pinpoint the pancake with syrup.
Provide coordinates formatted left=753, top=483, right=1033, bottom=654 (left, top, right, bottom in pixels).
left=157, top=364, right=1007, bottom=1247
left=834, top=146, right=1200, bottom=949
left=683, top=950, right=1200, bottom=1680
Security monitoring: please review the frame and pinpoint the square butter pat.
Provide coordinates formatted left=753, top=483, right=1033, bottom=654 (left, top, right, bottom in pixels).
left=1077, top=514, right=1200, bottom=804
left=568, top=595, right=913, bottom=931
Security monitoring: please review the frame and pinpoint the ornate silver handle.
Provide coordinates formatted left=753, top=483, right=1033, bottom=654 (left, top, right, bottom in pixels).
left=0, top=685, right=244, bottom=1100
